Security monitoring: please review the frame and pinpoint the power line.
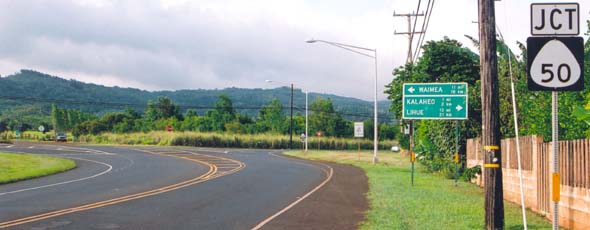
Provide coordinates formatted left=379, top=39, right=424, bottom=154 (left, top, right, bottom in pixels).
left=410, top=0, right=423, bottom=47
left=0, top=95, right=398, bottom=122
left=394, top=10, right=425, bottom=63
left=412, top=0, right=435, bottom=63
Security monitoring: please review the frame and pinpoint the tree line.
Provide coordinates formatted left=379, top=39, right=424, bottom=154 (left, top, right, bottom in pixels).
left=47, top=95, right=399, bottom=140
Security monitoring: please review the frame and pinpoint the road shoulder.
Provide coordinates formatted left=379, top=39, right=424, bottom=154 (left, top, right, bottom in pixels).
left=261, top=159, right=369, bottom=230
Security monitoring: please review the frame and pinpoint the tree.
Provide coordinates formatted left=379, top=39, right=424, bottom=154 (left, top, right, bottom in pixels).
left=0, top=120, right=8, bottom=132
left=309, top=97, right=344, bottom=136
left=185, top=109, right=199, bottom=118
left=258, top=98, right=285, bottom=133
left=206, top=95, right=236, bottom=131
left=145, top=97, right=182, bottom=121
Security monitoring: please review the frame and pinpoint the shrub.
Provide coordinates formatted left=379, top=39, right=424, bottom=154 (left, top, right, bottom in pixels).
left=461, top=165, right=482, bottom=182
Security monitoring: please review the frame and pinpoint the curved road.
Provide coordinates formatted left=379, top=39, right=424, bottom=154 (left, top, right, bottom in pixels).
left=0, top=143, right=327, bottom=229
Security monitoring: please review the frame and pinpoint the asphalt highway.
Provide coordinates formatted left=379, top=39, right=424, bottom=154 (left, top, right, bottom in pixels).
left=0, top=143, right=327, bottom=229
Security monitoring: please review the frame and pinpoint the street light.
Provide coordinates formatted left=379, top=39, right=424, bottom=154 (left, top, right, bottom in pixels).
left=306, top=39, right=379, bottom=164
left=265, top=80, right=308, bottom=150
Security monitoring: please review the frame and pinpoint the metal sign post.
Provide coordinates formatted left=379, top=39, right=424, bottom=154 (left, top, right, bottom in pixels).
left=354, top=122, right=364, bottom=161
left=454, top=121, right=459, bottom=187
left=528, top=3, right=582, bottom=229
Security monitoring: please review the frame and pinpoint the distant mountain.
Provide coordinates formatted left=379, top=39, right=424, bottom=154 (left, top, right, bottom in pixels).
left=0, top=70, right=393, bottom=122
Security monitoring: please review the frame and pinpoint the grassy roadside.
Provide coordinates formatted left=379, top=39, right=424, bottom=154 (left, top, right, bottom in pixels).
left=285, top=150, right=553, bottom=230
left=0, top=152, right=76, bottom=184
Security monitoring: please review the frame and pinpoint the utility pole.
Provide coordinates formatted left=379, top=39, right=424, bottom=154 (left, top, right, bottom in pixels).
left=478, top=0, right=504, bottom=229
left=290, top=83, right=294, bottom=149
left=393, top=12, right=425, bottom=63
left=394, top=11, right=424, bottom=185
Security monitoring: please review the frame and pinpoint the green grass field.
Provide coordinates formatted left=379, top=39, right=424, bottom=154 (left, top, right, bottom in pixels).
left=0, top=152, right=76, bottom=184
left=286, top=150, right=553, bottom=230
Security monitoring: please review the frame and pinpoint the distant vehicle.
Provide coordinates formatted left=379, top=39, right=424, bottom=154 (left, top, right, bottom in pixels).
left=391, top=145, right=400, bottom=152
left=56, top=133, right=67, bottom=142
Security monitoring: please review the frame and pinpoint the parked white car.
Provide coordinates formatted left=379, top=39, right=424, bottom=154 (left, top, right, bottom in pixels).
left=391, top=145, right=400, bottom=152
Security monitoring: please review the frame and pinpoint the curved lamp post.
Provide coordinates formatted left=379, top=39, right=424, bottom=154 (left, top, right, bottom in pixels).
left=306, top=39, right=379, bottom=164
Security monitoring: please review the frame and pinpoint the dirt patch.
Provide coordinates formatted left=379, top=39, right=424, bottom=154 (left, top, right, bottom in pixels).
left=261, top=161, right=369, bottom=230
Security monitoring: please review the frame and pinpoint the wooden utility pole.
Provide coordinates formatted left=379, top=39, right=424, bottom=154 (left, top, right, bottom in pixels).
left=394, top=11, right=424, bottom=186
left=393, top=12, right=425, bottom=63
left=478, top=0, right=504, bottom=229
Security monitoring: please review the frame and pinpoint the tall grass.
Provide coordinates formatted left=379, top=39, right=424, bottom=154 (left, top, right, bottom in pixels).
left=78, top=131, right=397, bottom=150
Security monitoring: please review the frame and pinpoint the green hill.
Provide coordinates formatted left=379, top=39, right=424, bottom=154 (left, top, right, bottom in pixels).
left=0, top=70, right=393, bottom=123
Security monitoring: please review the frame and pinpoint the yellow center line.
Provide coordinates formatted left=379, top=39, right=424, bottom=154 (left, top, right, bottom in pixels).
left=0, top=147, right=245, bottom=229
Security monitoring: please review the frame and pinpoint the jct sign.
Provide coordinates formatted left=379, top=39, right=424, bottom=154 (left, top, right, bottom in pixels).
left=531, top=3, right=579, bottom=36
left=527, top=2, right=584, bottom=91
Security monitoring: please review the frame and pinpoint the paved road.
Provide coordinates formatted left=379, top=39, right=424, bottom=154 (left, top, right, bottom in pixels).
left=0, top=143, right=327, bottom=229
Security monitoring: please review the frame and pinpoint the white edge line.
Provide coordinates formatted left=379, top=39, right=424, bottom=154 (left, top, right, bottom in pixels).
left=251, top=153, right=333, bottom=230
left=0, top=157, right=113, bottom=196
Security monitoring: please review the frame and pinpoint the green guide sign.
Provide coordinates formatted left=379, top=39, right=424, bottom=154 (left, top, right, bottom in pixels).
left=402, top=83, right=468, bottom=120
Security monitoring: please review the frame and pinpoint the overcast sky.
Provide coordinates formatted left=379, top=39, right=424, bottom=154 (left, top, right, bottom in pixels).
left=0, top=0, right=588, bottom=101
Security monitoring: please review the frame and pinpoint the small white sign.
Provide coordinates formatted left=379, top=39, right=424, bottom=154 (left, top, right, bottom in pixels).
left=531, top=3, right=579, bottom=35
left=354, top=122, right=364, bottom=138
left=38, top=125, right=45, bottom=132
left=404, top=124, right=410, bottom=135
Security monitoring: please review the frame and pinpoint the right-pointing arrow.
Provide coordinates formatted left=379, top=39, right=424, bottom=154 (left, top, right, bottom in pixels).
left=456, top=105, right=463, bottom=111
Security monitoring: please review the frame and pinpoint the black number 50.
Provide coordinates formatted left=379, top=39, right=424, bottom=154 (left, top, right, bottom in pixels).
left=541, top=63, right=571, bottom=83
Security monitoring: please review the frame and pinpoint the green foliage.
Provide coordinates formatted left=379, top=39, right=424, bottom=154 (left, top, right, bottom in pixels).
left=145, top=97, right=182, bottom=121
left=3, top=74, right=399, bottom=142
left=570, top=20, right=590, bottom=138
left=51, top=104, right=95, bottom=132
left=257, top=98, right=286, bottom=133
left=309, top=97, right=345, bottom=137
left=461, top=165, right=481, bottom=182
left=205, top=95, right=236, bottom=131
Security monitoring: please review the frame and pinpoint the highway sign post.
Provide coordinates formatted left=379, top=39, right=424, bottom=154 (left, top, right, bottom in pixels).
left=354, top=122, right=364, bottom=137
left=354, top=122, right=364, bottom=160
left=402, top=82, right=468, bottom=186
left=528, top=3, right=583, bottom=229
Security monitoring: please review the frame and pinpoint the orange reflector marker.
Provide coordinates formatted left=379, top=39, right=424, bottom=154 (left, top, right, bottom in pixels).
left=411, top=152, right=415, bottom=162
left=552, top=173, right=560, bottom=202
left=483, top=145, right=499, bottom=150
left=454, top=152, right=459, bottom=164
left=483, top=163, right=500, bottom=168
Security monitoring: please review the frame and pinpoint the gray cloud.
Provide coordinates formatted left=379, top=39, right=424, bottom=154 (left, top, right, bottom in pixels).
left=5, top=0, right=570, bottom=100
left=0, top=0, right=360, bottom=93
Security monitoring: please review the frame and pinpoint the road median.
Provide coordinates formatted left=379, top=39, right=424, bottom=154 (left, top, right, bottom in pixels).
left=0, top=152, right=76, bottom=184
